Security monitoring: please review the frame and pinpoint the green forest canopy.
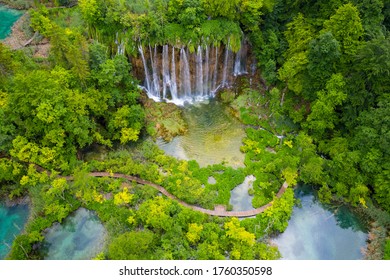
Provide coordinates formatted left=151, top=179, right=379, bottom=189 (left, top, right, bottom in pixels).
left=0, top=0, right=389, bottom=260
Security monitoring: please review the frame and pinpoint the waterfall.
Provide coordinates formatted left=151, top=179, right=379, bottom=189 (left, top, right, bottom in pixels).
left=196, top=45, right=203, bottom=96
left=234, top=40, right=247, bottom=76
left=180, top=48, right=191, bottom=99
left=137, top=41, right=252, bottom=105
left=162, top=45, right=170, bottom=99
left=115, top=32, right=125, bottom=55
left=212, top=46, right=219, bottom=93
left=233, top=47, right=241, bottom=76
left=138, top=45, right=153, bottom=99
left=150, top=45, right=161, bottom=97
left=222, top=39, right=230, bottom=87
left=117, top=42, right=125, bottom=55
left=170, top=47, right=178, bottom=101
left=204, top=45, right=209, bottom=96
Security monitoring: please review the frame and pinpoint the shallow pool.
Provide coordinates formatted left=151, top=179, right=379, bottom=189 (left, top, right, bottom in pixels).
left=157, top=100, right=245, bottom=168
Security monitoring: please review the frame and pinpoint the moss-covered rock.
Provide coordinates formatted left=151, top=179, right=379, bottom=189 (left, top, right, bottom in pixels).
left=141, top=96, right=187, bottom=142
left=219, top=88, right=236, bottom=104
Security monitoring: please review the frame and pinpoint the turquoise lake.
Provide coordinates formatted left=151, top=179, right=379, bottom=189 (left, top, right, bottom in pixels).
left=0, top=202, right=30, bottom=259
left=273, top=186, right=368, bottom=260
left=0, top=5, right=22, bottom=40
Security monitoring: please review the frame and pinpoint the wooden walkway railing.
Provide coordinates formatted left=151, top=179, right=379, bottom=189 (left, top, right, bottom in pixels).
left=66, top=172, right=288, bottom=218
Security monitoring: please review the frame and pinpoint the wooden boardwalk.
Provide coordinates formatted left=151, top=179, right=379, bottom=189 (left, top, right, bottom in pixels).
left=74, top=172, right=289, bottom=218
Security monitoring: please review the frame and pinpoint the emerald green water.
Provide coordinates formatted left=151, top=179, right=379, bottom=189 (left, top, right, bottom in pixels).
left=0, top=5, right=22, bottom=40
left=273, top=186, right=368, bottom=260
left=40, top=208, right=107, bottom=260
left=157, top=100, right=245, bottom=168
left=0, top=202, right=30, bottom=259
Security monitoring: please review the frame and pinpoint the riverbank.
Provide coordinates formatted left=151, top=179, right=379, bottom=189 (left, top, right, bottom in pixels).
left=0, top=0, right=31, bottom=10
left=1, top=10, right=50, bottom=57
left=2, top=12, right=27, bottom=47
left=0, top=4, right=23, bottom=40
left=1, top=195, right=30, bottom=207
left=0, top=0, right=70, bottom=10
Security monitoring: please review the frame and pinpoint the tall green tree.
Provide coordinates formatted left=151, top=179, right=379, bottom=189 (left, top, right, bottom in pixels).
left=201, top=0, right=240, bottom=20
left=306, top=32, right=341, bottom=95
left=323, top=3, right=364, bottom=60
left=304, top=73, right=347, bottom=139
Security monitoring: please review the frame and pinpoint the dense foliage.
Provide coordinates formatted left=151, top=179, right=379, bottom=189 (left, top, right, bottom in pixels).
left=252, top=0, right=390, bottom=214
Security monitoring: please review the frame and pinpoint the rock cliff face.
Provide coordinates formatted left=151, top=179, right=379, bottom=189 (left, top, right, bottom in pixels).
left=131, top=40, right=257, bottom=105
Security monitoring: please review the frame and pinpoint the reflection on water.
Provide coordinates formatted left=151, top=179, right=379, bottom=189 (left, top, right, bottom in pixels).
left=157, top=100, right=245, bottom=167
left=230, top=175, right=255, bottom=211
left=0, top=5, right=22, bottom=40
left=0, top=202, right=29, bottom=259
left=41, top=208, right=107, bottom=260
left=272, top=186, right=368, bottom=260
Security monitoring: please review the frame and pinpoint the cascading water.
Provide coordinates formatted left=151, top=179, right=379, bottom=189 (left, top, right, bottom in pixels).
left=162, top=45, right=170, bottom=100
left=138, top=45, right=153, bottom=100
left=196, top=45, right=203, bottom=96
left=222, top=39, right=231, bottom=88
left=138, top=40, right=251, bottom=105
left=204, top=45, right=209, bottom=96
left=180, top=48, right=192, bottom=100
left=115, top=33, right=125, bottom=55
left=212, top=46, right=219, bottom=94
left=234, top=40, right=248, bottom=76
left=170, top=47, right=178, bottom=101
left=150, top=45, right=161, bottom=96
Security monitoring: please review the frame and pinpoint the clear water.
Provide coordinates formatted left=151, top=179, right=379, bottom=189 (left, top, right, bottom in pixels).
left=0, top=5, right=22, bottom=40
left=272, top=186, right=368, bottom=260
left=157, top=100, right=245, bottom=168
left=41, top=208, right=107, bottom=260
left=230, top=175, right=255, bottom=211
left=0, top=202, right=30, bottom=259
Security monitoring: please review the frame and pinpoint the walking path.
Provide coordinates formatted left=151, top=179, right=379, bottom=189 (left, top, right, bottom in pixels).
left=66, top=172, right=289, bottom=218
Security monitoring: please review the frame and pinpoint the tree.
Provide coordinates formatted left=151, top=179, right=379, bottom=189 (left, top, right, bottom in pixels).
left=186, top=223, right=203, bottom=244
left=114, top=187, right=134, bottom=205
left=201, top=0, right=240, bottom=20
left=261, top=188, right=294, bottom=233
left=307, top=32, right=341, bottom=94
left=224, top=218, right=256, bottom=246
left=79, top=0, right=102, bottom=25
left=138, top=197, right=174, bottom=231
left=89, top=42, right=108, bottom=71
left=46, top=178, right=69, bottom=200
left=351, top=0, right=384, bottom=37
left=0, top=43, right=14, bottom=86
left=323, top=4, right=364, bottom=59
left=278, top=13, right=314, bottom=95
left=353, top=96, right=390, bottom=210
left=353, top=38, right=390, bottom=104
left=240, top=0, right=265, bottom=31
left=108, top=105, right=144, bottom=144
left=30, top=8, right=90, bottom=81
left=108, top=230, right=156, bottom=259
left=3, top=67, right=94, bottom=170
left=304, top=73, right=347, bottom=138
